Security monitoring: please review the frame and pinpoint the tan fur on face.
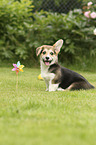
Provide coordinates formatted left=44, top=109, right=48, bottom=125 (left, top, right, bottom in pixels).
left=36, top=39, right=63, bottom=56
left=40, top=46, right=58, bottom=66
left=41, top=47, right=57, bottom=56
left=36, top=41, right=63, bottom=66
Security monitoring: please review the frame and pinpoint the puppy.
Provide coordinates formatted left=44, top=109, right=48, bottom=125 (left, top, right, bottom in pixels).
left=36, top=39, right=95, bottom=91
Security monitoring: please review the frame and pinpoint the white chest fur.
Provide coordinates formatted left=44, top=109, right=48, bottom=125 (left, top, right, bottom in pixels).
left=40, top=62, right=59, bottom=91
left=41, top=62, right=55, bottom=81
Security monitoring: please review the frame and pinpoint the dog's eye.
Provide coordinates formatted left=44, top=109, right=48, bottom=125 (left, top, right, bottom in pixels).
left=50, top=52, right=54, bottom=55
left=43, top=51, right=46, bottom=55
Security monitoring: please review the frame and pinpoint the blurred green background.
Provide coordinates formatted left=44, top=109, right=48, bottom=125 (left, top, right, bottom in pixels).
left=0, top=0, right=96, bottom=70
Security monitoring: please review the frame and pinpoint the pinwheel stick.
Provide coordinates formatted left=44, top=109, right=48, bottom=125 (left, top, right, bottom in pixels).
left=16, top=73, right=18, bottom=91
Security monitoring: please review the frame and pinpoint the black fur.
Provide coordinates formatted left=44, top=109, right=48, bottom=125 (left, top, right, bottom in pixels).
left=49, top=63, right=95, bottom=90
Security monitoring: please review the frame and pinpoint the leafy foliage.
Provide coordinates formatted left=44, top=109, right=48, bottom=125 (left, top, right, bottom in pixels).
left=0, top=0, right=96, bottom=65
left=0, top=0, right=33, bottom=60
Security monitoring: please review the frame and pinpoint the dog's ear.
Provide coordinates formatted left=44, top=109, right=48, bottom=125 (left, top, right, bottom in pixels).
left=36, top=46, right=43, bottom=56
left=53, top=39, right=63, bottom=53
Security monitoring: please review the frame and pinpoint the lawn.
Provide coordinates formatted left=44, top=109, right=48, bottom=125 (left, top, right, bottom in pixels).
left=0, top=67, right=96, bottom=145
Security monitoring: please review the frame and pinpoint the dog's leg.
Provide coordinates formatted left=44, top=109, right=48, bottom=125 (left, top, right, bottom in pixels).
left=49, top=81, right=59, bottom=92
left=66, top=81, right=94, bottom=90
left=57, top=87, right=65, bottom=91
left=44, top=79, right=49, bottom=91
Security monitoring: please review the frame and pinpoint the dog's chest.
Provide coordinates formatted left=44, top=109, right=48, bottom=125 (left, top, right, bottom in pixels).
left=41, top=64, right=55, bottom=81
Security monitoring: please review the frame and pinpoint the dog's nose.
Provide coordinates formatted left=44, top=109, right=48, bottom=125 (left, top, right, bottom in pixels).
left=46, top=56, right=49, bottom=60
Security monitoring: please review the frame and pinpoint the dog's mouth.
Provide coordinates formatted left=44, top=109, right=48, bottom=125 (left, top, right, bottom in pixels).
left=43, top=59, right=53, bottom=66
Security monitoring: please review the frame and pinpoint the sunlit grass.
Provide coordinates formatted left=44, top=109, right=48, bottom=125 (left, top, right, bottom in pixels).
left=0, top=67, right=96, bottom=145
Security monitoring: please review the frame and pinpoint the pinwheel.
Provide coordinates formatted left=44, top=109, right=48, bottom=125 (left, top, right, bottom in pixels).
left=12, top=61, right=24, bottom=90
left=12, top=61, right=24, bottom=74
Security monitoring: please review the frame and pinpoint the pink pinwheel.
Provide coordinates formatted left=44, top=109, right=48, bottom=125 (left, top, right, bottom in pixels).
left=12, top=61, right=24, bottom=75
left=12, top=64, right=19, bottom=74
left=12, top=61, right=24, bottom=91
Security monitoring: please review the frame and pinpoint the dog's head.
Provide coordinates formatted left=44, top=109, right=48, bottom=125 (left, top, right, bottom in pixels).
left=36, top=39, right=63, bottom=66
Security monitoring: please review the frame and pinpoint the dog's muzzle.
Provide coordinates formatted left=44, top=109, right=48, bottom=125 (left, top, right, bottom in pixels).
left=43, top=57, right=53, bottom=66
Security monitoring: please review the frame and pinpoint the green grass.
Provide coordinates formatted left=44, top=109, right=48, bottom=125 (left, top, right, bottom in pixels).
left=0, top=67, right=96, bottom=145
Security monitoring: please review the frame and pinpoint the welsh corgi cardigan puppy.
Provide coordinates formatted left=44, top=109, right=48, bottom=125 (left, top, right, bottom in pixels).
left=36, top=39, right=95, bottom=91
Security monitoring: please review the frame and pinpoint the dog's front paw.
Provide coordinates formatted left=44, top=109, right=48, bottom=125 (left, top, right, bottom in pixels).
left=49, top=90, right=55, bottom=92
left=57, top=88, right=65, bottom=91
left=49, top=84, right=59, bottom=92
left=49, top=88, right=56, bottom=92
